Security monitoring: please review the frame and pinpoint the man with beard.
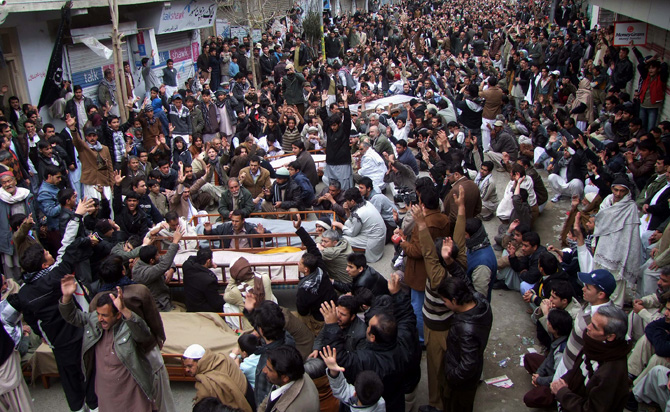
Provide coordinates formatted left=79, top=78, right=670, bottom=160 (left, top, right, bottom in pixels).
left=578, top=177, right=642, bottom=307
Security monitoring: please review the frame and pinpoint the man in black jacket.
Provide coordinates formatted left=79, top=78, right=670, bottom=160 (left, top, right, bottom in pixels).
left=437, top=276, right=492, bottom=412
left=183, top=247, right=224, bottom=312
left=259, top=45, right=276, bottom=80
left=320, top=89, right=353, bottom=190
left=202, top=209, right=272, bottom=249
left=18, top=199, right=98, bottom=412
left=333, top=252, right=390, bottom=296
left=131, top=176, right=164, bottom=228
left=113, top=171, right=149, bottom=241
left=320, top=273, right=420, bottom=411
left=509, top=231, right=547, bottom=295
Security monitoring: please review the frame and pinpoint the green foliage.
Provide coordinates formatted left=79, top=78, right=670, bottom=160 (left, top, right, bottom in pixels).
left=302, top=11, right=322, bottom=44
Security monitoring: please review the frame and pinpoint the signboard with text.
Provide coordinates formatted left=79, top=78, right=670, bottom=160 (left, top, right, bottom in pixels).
left=613, top=21, right=647, bottom=46
left=157, top=0, right=216, bottom=34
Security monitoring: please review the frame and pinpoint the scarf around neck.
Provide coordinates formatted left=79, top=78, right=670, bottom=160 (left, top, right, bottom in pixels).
left=86, top=140, right=104, bottom=151
left=0, top=187, right=30, bottom=204
left=100, top=78, right=117, bottom=105
left=466, top=223, right=491, bottom=251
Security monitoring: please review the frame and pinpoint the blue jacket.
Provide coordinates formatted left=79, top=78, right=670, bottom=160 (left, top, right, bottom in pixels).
left=292, top=172, right=315, bottom=205
left=37, top=181, right=61, bottom=231
left=467, top=245, right=498, bottom=301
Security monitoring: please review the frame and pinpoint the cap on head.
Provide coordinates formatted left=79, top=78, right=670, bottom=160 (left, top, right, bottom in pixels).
left=315, top=217, right=332, bottom=230
left=84, top=127, right=98, bottom=136
left=276, top=167, right=290, bottom=177
left=578, top=269, right=616, bottom=296
left=493, top=120, right=504, bottom=127
left=183, top=344, right=206, bottom=359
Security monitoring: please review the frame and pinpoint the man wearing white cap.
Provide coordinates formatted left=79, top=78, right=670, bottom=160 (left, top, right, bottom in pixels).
left=182, top=344, right=254, bottom=412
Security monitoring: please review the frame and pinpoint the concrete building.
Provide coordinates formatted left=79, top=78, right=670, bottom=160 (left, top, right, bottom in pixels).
left=0, top=0, right=216, bottom=125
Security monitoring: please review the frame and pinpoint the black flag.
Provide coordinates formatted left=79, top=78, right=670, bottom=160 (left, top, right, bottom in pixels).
left=37, top=1, right=72, bottom=109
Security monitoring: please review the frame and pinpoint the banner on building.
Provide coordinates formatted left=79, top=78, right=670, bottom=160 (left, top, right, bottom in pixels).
left=38, top=2, right=71, bottom=109
left=157, top=0, right=217, bottom=34
left=613, top=21, right=647, bottom=46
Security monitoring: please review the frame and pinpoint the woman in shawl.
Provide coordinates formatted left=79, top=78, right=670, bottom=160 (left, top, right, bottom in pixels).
left=223, top=257, right=274, bottom=330
left=569, top=78, right=595, bottom=131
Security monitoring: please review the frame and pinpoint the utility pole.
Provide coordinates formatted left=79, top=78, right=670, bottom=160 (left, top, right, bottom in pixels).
left=109, top=0, right=128, bottom=122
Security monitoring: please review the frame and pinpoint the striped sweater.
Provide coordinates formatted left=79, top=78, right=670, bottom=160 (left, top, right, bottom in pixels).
left=419, top=211, right=469, bottom=331
left=562, top=301, right=612, bottom=370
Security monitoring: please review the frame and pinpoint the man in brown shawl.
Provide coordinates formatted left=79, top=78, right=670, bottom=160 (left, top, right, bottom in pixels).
left=182, top=344, right=254, bottom=411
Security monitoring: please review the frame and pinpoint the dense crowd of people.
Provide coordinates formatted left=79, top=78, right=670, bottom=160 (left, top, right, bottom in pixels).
left=1, top=0, right=670, bottom=411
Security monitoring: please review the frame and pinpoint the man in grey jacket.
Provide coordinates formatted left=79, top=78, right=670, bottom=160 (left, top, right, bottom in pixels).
left=59, top=275, right=160, bottom=411
left=132, top=229, right=182, bottom=311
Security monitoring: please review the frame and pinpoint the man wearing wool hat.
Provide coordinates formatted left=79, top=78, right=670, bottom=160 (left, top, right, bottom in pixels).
left=577, top=176, right=641, bottom=307
left=182, top=344, right=255, bottom=411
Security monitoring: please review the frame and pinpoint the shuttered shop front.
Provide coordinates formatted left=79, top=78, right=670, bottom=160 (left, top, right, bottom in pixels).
left=67, top=41, right=129, bottom=105
left=155, top=31, right=197, bottom=90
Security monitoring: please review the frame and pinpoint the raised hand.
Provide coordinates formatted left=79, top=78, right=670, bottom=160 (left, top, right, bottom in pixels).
left=411, top=204, right=426, bottom=229
left=65, top=114, right=76, bottom=130
left=319, top=346, right=345, bottom=376
left=110, top=286, right=128, bottom=316
left=60, top=274, right=77, bottom=300
left=453, top=185, right=465, bottom=207
left=113, top=170, right=123, bottom=186
left=293, top=214, right=302, bottom=229
left=388, top=272, right=400, bottom=295
left=441, top=237, right=454, bottom=262
left=320, top=300, right=338, bottom=324
left=75, top=198, right=96, bottom=216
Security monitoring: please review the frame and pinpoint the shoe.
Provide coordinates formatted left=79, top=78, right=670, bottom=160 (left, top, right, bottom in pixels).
left=492, top=280, right=509, bottom=290
left=551, top=194, right=561, bottom=203
left=534, top=162, right=543, bottom=169
left=481, top=214, right=494, bottom=221
left=493, top=244, right=503, bottom=252
left=625, top=391, right=638, bottom=412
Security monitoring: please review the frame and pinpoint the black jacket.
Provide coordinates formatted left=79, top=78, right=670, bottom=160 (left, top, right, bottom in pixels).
left=321, top=291, right=418, bottom=411
left=444, top=293, right=492, bottom=389
left=203, top=221, right=272, bottom=249
left=182, top=255, right=224, bottom=312
left=112, top=184, right=149, bottom=241
left=333, top=266, right=389, bottom=296
left=259, top=53, right=276, bottom=77
left=18, top=216, right=86, bottom=349
left=530, top=270, right=571, bottom=306
left=320, top=106, right=352, bottom=166
left=265, top=179, right=306, bottom=210
left=646, top=185, right=670, bottom=231
left=295, top=227, right=337, bottom=321
left=509, top=245, right=548, bottom=285
left=138, top=194, right=164, bottom=227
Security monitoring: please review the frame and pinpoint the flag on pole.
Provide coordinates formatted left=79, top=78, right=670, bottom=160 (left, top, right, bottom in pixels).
left=37, top=1, right=72, bottom=109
